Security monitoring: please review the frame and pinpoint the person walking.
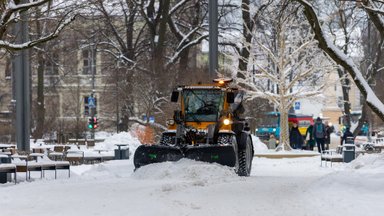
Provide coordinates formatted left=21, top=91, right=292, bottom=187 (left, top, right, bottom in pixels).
left=290, top=122, right=304, bottom=149
left=324, top=122, right=334, bottom=150
left=268, top=134, right=277, bottom=149
left=305, top=122, right=315, bottom=151
left=313, top=117, right=327, bottom=153
left=340, top=127, right=354, bottom=145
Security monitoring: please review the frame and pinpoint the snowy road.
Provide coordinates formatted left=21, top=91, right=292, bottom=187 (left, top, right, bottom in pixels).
left=1, top=155, right=384, bottom=216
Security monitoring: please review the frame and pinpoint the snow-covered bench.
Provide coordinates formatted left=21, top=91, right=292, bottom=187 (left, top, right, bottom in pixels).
left=65, top=150, right=84, bottom=165
left=0, top=162, right=17, bottom=184
left=48, top=145, right=65, bottom=161
left=321, top=147, right=343, bottom=167
left=65, top=150, right=114, bottom=165
left=12, top=156, right=43, bottom=180
left=36, top=155, right=71, bottom=179
left=12, top=154, right=70, bottom=181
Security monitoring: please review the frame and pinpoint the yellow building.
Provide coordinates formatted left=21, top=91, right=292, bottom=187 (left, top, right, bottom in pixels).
left=321, top=69, right=362, bottom=130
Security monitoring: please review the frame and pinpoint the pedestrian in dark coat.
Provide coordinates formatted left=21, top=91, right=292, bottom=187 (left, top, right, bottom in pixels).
left=324, top=122, right=334, bottom=150
left=305, top=123, right=315, bottom=151
left=290, top=122, right=304, bottom=149
left=313, top=117, right=327, bottom=153
left=340, top=127, right=354, bottom=145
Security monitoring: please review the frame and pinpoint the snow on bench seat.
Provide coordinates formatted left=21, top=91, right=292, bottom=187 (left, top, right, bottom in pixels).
left=0, top=163, right=16, bottom=171
left=321, top=148, right=343, bottom=167
left=0, top=164, right=17, bottom=184
left=12, top=154, right=70, bottom=180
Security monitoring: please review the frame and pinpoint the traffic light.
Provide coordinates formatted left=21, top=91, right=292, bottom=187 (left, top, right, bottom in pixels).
left=93, top=117, right=98, bottom=129
left=88, top=118, right=94, bottom=129
left=88, top=117, right=98, bottom=129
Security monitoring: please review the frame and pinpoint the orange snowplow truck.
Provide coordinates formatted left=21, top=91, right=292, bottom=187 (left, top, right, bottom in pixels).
left=133, top=78, right=254, bottom=176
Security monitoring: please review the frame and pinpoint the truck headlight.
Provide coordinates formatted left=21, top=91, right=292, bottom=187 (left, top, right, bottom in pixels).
left=166, top=119, right=175, bottom=126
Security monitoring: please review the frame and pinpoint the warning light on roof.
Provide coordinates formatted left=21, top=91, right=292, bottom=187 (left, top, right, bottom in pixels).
left=213, top=78, right=233, bottom=85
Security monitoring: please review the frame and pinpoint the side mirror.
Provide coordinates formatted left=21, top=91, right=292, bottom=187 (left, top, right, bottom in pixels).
left=173, top=110, right=183, bottom=124
left=227, top=92, right=234, bottom=103
left=171, top=91, right=179, bottom=102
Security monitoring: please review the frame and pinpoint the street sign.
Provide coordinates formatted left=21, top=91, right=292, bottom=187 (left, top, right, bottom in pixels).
left=88, top=97, right=96, bottom=108
left=149, top=116, right=155, bottom=123
left=294, top=101, right=300, bottom=110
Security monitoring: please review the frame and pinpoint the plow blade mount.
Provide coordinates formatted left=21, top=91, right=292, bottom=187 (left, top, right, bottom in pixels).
left=134, top=145, right=183, bottom=169
left=185, top=145, right=237, bottom=167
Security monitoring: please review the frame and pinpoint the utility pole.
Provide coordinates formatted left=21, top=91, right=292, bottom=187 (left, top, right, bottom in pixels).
left=209, top=0, right=218, bottom=79
left=13, top=0, right=31, bottom=152
left=90, top=43, right=96, bottom=140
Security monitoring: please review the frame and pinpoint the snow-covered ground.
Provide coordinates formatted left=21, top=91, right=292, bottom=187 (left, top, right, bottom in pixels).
left=1, top=133, right=384, bottom=216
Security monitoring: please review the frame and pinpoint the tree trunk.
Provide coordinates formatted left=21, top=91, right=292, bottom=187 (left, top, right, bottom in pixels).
left=154, top=0, right=170, bottom=68
left=179, top=47, right=190, bottom=73
left=276, top=109, right=292, bottom=151
left=35, top=51, right=45, bottom=138
left=337, top=68, right=352, bottom=127
left=34, top=11, right=45, bottom=139
left=237, top=0, right=252, bottom=79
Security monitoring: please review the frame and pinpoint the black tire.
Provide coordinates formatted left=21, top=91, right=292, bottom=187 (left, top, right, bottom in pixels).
left=218, top=134, right=239, bottom=170
left=237, top=134, right=253, bottom=177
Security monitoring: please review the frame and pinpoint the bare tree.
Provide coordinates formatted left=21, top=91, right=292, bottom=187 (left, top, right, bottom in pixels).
left=81, top=0, right=217, bottom=131
left=236, top=4, right=334, bottom=151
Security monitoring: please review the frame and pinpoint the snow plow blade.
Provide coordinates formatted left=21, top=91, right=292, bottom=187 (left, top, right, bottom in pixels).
left=133, top=145, right=183, bottom=169
left=185, top=145, right=237, bottom=167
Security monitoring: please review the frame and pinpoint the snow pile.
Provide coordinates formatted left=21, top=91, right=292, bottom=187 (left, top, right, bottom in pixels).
left=132, top=159, right=238, bottom=183
left=95, top=132, right=141, bottom=152
left=347, top=153, right=384, bottom=173
left=251, top=134, right=268, bottom=152
left=72, top=160, right=134, bottom=179
left=303, top=153, right=384, bottom=216
left=95, top=131, right=113, bottom=140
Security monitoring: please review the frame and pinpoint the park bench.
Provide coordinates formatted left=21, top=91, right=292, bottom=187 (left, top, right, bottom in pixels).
left=0, top=164, right=17, bottom=184
left=320, top=146, right=343, bottom=167
left=0, top=154, right=17, bottom=184
left=48, top=145, right=65, bottom=161
left=12, top=154, right=70, bottom=181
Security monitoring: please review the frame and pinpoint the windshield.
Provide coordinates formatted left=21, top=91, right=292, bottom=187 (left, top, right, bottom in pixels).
left=183, top=89, right=224, bottom=122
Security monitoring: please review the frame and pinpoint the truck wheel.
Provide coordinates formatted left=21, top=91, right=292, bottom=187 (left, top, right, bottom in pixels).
left=237, top=134, right=253, bottom=177
left=218, top=134, right=239, bottom=170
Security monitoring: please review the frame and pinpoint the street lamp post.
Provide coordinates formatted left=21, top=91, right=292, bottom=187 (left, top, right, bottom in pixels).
left=90, top=43, right=96, bottom=140
left=209, top=0, right=218, bottom=79
left=13, top=0, right=31, bottom=152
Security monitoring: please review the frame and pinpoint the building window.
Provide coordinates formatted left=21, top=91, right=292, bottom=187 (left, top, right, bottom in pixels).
left=82, top=49, right=96, bottom=75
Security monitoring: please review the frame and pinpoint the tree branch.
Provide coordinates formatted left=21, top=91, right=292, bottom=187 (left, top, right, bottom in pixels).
left=296, top=0, right=384, bottom=121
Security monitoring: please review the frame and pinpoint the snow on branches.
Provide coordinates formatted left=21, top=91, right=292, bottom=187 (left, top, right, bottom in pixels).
left=234, top=2, right=335, bottom=150
left=0, top=0, right=77, bottom=51
left=296, top=0, right=384, bottom=121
